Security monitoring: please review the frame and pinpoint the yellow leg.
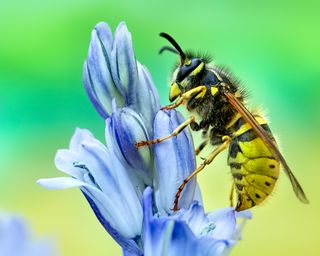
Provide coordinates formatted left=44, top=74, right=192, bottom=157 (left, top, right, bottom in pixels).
left=229, top=183, right=234, bottom=207
left=173, top=136, right=231, bottom=211
left=135, top=116, right=195, bottom=148
left=161, top=85, right=207, bottom=110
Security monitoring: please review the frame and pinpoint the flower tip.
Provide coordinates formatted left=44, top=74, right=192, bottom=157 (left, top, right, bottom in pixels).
left=235, top=209, right=252, bottom=219
left=36, top=179, right=43, bottom=186
left=36, top=178, right=54, bottom=189
left=94, top=21, right=111, bottom=31
left=143, top=186, right=153, bottom=201
left=142, top=187, right=153, bottom=221
left=93, top=22, right=113, bottom=46
left=116, top=21, right=129, bottom=32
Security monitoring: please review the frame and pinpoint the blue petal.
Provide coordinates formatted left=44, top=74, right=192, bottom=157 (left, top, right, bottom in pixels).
left=94, top=22, right=113, bottom=54
left=142, top=188, right=234, bottom=256
left=154, top=110, right=197, bottom=214
left=122, top=249, right=141, bottom=256
left=111, top=22, right=138, bottom=106
left=83, top=193, right=142, bottom=256
left=55, top=150, right=84, bottom=180
left=134, top=62, right=160, bottom=131
left=143, top=188, right=197, bottom=256
left=0, top=214, right=57, bottom=256
left=0, top=214, right=29, bottom=256
left=37, top=177, right=89, bottom=190
left=83, top=22, right=124, bottom=118
left=192, top=184, right=203, bottom=206
left=207, top=207, right=237, bottom=240
left=142, top=186, right=153, bottom=224
left=111, top=107, right=153, bottom=184
left=144, top=215, right=224, bottom=256
left=194, top=237, right=233, bottom=256
left=105, top=118, right=147, bottom=192
left=174, top=201, right=209, bottom=236
left=146, top=220, right=197, bottom=256
left=76, top=133, right=144, bottom=238
left=235, top=209, right=252, bottom=220
left=40, top=128, right=143, bottom=239
left=69, top=127, right=94, bottom=150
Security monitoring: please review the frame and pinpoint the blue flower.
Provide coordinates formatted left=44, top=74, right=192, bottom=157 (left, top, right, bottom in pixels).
left=83, top=22, right=160, bottom=128
left=141, top=187, right=251, bottom=256
left=38, top=21, right=252, bottom=255
left=0, top=213, right=58, bottom=256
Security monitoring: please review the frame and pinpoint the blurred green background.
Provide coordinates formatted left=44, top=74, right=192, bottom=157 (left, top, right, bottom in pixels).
left=1, top=0, right=319, bottom=255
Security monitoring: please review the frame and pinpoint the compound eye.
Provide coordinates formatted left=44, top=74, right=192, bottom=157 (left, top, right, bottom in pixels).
left=176, top=58, right=202, bottom=82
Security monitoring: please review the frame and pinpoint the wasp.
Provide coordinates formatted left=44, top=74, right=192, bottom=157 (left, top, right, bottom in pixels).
left=135, top=33, right=309, bottom=211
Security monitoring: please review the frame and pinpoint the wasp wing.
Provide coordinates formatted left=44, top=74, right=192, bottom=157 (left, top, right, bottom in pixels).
left=224, top=91, right=309, bottom=204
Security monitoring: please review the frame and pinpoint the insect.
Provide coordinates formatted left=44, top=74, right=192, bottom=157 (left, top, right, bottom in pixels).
left=135, top=32, right=309, bottom=211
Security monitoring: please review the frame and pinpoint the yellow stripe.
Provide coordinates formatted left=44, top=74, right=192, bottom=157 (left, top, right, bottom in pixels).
left=232, top=116, right=267, bottom=137
left=225, top=113, right=242, bottom=129
left=190, top=62, right=204, bottom=76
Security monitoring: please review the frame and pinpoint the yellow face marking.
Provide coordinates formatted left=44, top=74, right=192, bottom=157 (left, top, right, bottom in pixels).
left=190, top=62, right=204, bottom=76
left=169, top=82, right=181, bottom=102
left=211, top=87, right=218, bottom=96
left=180, top=80, right=188, bottom=88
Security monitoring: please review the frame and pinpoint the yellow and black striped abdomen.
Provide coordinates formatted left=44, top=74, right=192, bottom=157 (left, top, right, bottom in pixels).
left=227, top=115, right=280, bottom=211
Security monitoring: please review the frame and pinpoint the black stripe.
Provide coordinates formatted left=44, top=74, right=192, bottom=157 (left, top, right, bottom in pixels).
left=229, top=138, right=242, bottom=158
left=230, top=162, right=242, bottom=169
left=233, top=173, right=243, bottom=180
left=233, top=117, right=246, bottom=131
left=237, top=124, right=272, bottom=142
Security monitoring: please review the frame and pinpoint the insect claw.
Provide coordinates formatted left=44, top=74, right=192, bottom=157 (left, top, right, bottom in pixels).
left=161, top=106, right=171, bottom=110
left=172, top=205, right=180, bottom=212
left=135, top=141, right=146, bottom=148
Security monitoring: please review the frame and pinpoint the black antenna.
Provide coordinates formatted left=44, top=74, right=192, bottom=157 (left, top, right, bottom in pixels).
left=159, top=46, right=180, bottom=55
left=159, top=32, right=186, bottom=61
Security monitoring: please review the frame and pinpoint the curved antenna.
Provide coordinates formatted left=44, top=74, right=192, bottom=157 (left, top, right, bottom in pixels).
left=159, top=46, right=180, bottom=55
left=159, top=32, right=186, bottom=61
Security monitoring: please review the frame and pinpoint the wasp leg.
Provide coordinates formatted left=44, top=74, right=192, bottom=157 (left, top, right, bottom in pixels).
left=195, top=140, right=208, bottom=156
left=135, top=116, right=195, bottom=148
left=161, top=86, right=207, bottom=110
left=173, top=136, right=231, bottom=211
left=229, top=183, right=234, bottom=207
left=161, top=97, right=184, bottom=110
left=201, top=127, right=209, bottom=139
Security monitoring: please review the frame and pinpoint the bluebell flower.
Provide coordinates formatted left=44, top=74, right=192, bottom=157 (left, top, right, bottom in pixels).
left=38, top=21, right=252, bottom=255
left=141, top=187, right=251, bottom=256
left=0, top=213, right=58, bottom=256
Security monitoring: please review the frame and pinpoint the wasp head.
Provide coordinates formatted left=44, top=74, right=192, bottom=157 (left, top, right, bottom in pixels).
left=159, top=33, right=206, bottom=102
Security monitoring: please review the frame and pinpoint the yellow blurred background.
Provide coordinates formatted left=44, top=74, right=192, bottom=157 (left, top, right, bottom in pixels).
left=1, top=0, right=319, bottom=255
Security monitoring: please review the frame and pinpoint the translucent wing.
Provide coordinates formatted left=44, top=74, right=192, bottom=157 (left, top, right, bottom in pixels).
left=224, top=91, right=309, bottom=204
